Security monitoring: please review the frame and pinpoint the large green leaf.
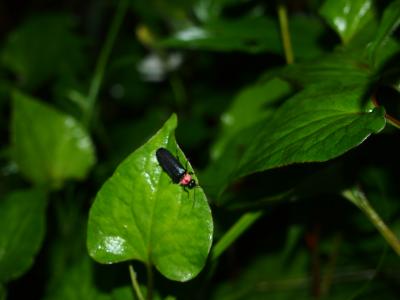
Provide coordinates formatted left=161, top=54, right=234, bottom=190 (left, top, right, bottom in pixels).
left=11, top=91, right=95, bottom=189
left=1, top=14, right=87, bottom=89
left=319, top=0, right=375, bottom=44
left=236, top=84, right=386, bottom=178
left=205, top=83, right=386, bottom=198
left=87, top=114, right=213, bottom=282
left=0, top=189, right=47, bottom=283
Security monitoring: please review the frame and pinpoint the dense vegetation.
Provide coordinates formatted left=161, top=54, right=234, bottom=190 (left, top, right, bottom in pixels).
left=1, top=0, right=400, bottom=299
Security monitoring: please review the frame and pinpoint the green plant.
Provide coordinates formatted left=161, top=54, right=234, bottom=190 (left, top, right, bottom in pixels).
left=1, top=0, right=400, bottom=299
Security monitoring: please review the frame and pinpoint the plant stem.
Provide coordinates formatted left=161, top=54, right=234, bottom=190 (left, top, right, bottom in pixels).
left=129, top=264, right=145, bottom=300
left=211, top=211, right=263, bottom=261
left=83, top=0, right=128, bottom=128
left=342, top=188, right=400, bottom=256
left=277, top=2, right=294, bottom=65
left=146, top=262, right=154, bottom=300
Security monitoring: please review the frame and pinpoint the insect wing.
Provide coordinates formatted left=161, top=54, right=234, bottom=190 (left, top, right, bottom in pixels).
left=156, top=148, right=186, bottom=183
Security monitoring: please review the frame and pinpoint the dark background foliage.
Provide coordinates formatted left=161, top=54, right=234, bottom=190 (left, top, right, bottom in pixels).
left=0, top=0, right=400, bottom=299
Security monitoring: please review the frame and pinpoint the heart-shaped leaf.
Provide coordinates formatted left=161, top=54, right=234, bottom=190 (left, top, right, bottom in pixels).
left=11, top=91, right=96, bottom=189
left=0, top=189, right=47, bottom=283
left=87, top=114, right=213, bottom=282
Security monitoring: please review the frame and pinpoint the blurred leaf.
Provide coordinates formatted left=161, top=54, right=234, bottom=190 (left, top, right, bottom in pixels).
left=276, top=52, right=372, bottom=87
left=368, top=0, right=400, bottom=66
left=276, top=53, right=372, bottom=87
left=0, top=284, right=5, bottom=300
left=0, top=189, right=47, bottom=283
left=205, top=83, right=386, bottom=198
left=1, top=14, right=87, bottom=89
left=193, top=0, right=241, bottom=22
left=87, top=114, right=213, bottom=282
left=319, top=0, right=375, bottom=44
left=211, top=78, right=292, bottom=160
left=211, top=227, right=308, bottom=300
left=11, top=91, right=96, bottom=189
left=161, top=15, right=326, bottom=59
left=44, top=257, right=110, bottom=300
left=160, top=17, right=281, bottom=53
left=110, top=286, right=135, bottom=300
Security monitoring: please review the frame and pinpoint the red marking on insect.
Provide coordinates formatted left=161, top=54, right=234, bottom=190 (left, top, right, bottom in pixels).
left=179, top=173, right=193, bottom=186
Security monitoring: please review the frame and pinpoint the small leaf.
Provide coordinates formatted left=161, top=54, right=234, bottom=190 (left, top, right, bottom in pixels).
left=320, top=0, right=375, bottom=44
left=0, top=189, right=47, bottom=283
left=11, top=91, right=96, bottom=189
left=87, top=114, right=213, bottom=282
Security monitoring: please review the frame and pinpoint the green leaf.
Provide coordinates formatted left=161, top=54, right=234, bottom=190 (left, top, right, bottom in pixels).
left=11, top=91, right=96, bottom=189
left=87, top=114, right=213, bottom=282
left=211, top=227, right=308, bottom=300
left=0, top=284, right=5, bottom=300
left=320, top=0, right=375, bottom=44
left=276, top=52, right=372, bottom=87
left=1, top=14, right=87, bottom=89
left=368, top=0, right=400, bottom=66
left=160, top=17, right=281, bottom=53
left=0, top=189, right=47, bottom=283
left=206, top=83, right=386, bottom=197
left=211, top=78, right=293, bottom=160
left=161, top=15, right=326, bottom=59
left=236, top=84, right=386, bottom=178
left=44, top=257, right=110, bottom=300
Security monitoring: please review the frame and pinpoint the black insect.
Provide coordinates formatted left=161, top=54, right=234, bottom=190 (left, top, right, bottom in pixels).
left=156, top=147, right=196, bottom=189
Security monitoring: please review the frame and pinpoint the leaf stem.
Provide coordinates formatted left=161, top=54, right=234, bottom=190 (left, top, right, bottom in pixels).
left=342, top=187, right=400, bottom=256
left=146, top=262, right=154, bottom=300
left=277, top=2, right=294, bottom=64
left=129, top=264, right=145, bottom=300
left=211, top=211, right=263, bottom=261
left=83, top=0, right=128, bottom=128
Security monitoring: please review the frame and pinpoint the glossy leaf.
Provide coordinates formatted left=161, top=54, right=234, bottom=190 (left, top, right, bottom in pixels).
left=11, top=91, right=96, bottom=189
left=1, top=14, right=86, bottom=89
left=320, top=0, right=375, bottom=44
left=0, top=189, right=47, bottom=283
left=87, top=114, right=213, bottom=282
left=205, top=83, right=386, bottom=197
left=368, top=0, right=400, bottom=66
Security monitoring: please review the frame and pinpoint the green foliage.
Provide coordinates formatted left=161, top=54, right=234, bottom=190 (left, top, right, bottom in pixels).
left=1, top=0, right=400, bottom=299
left=320, top=0, right=375, bottom=44
left=0, top=190, right=47, bottom=284
left=11, top=91, right=96, bottom=189
left=87, top=115, right=213, bottom=281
